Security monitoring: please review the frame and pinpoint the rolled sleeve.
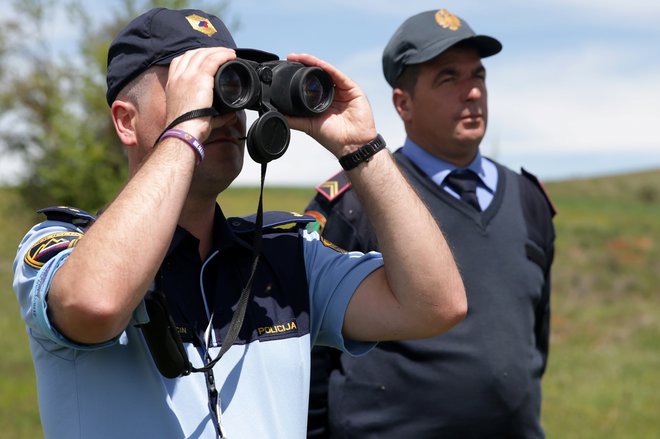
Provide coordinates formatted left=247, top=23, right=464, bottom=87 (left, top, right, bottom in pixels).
left=303, top=231, right=383, bottom=355
left=13, top=222, right=148, bottom=351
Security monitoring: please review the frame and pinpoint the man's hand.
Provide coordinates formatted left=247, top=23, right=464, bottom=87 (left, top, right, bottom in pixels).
left=166, top=47, right=238, bottom=142
left=285, top=53, right=378, bottom=158
left=284, top=57, right=466, bottom=343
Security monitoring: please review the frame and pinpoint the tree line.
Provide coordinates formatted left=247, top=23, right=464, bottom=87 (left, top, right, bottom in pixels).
left=0, top=0, right=231, bottom=213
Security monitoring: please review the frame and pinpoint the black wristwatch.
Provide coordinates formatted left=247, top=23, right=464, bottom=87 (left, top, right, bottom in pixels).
left=338, top=134, right=386, bottom=171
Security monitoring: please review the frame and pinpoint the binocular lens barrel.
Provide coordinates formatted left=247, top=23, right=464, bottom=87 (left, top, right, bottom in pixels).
left=270, top=63, right=334, bottom=117
left=214, top=60, right=260, bottom=112
left=293, top=68, right=334, bottom=114
left=213, top=60, right=334, bottom=117
left=212, top=58, right=335, bottom=164
left=218, top=68, right=243, bottom=104
left=302, top=74, right=325, bottom=110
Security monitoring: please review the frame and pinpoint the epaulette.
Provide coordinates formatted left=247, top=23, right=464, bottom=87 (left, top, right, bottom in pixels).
left=37, top=206, right=96, bottom=228
left=315, top=170, right=351, bottom=202
left=228, top=211, right=316, bottom=234
left=520, top=168, right=557, bottom=217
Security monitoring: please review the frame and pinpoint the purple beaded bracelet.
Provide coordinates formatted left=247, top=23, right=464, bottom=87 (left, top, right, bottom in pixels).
left=158, top=128, right=205, bottom=165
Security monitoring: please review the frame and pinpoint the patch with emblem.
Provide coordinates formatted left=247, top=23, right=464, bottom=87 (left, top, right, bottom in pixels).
left=435, top=9, right=461, bottom=31
left=304, top=210, right=327, bottom=234
left=316, top=170, right=351, bottom=202
left=24, top=231, right=82, bottom=269
left=185, top=14, right=217, bottom=37
left=256, top=320, right=300, bottom=340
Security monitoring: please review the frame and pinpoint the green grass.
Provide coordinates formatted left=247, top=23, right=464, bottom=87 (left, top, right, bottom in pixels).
left=218, top=186, right=316, bottom=217
left=0, top=188, right=43, bottom=438
left=541, top=170, right=660, bottom=438
left=1, top=172, right=659, bottom=438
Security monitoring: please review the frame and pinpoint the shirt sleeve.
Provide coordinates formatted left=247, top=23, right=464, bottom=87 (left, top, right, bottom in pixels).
left=13, top=221, right=148, bottom=351
left=302, top=230, right=383, bottom=356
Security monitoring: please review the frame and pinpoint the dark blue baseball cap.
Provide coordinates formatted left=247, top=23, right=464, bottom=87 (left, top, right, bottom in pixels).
left=382, top=8, right=502, bottom=87
left=106, top=7, right=278, bottom=106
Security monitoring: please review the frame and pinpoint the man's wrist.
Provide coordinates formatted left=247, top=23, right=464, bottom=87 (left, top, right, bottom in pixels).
left=338, top=134, right=387, bottom=171
left=158, top=129, right=205, bottom=166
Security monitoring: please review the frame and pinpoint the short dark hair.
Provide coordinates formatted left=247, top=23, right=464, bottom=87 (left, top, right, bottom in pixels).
left=395, top=64, right=421, bottom=96
left=394, top=41, right=484, bottom=96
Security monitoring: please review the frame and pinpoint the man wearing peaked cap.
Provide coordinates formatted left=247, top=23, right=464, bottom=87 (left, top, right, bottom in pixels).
left=12, top=6, right=467, bottom=439
left=381, top=8, right=501, bottom=87
left=105, top=7, right=279, bottom=106
left=306, top=8, right=555, bottom=438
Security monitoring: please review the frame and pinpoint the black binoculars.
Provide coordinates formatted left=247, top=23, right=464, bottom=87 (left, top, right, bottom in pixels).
left=213, top=59, right=335, bottom=163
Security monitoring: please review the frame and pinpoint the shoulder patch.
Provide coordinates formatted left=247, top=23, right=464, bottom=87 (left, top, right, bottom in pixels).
left=521, top=168, right=557, bottom=217
left=315, top=170, right=351, bottom=202
left=303, top=210, right=326, bottom=234
left=37, top=206, right=95, bottom=227
left=24, top=231, right=83, bottom=269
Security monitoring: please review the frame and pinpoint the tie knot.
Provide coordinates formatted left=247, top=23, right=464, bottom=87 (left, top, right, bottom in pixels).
left=445, top=170, right=479, bottom=191
left=444, top=170, right=481, bottom=211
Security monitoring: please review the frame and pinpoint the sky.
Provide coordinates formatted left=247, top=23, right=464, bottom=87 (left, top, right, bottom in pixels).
left=1, top=0, right=659, bottom=186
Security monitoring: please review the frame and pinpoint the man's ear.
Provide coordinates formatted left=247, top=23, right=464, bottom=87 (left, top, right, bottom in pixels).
left=111, top=100, right=138, bottom=147
left=393, top=88, right=413, bottom=123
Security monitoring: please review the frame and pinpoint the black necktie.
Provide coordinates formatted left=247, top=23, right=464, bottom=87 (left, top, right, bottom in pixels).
left=444, top=170, right=482, bottom=211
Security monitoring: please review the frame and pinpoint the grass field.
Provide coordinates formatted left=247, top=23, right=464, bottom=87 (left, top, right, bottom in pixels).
left=541, top=171, right=660, bottom=438
left=1, top=171, right=658, bottom=438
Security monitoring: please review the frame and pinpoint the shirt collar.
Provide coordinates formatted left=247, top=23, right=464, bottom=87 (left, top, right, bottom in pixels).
left=401, top=138, right=497, bottom=192
left=167, top=204, right=238, bottom=257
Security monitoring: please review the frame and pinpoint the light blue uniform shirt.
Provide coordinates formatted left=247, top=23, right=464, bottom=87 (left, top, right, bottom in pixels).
left=13, top=219, right=382, bottom=439
left=401, top=138, right=498, bottom=210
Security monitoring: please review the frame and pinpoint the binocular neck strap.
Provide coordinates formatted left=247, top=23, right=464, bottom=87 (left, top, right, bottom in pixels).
left=154, top=108, right=220, bottom=148
left=192, top=162, right=267, bottom=373
left=151, top=107, right=269, bottom=373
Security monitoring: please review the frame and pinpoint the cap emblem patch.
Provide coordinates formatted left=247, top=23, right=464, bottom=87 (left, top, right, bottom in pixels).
left=185, top=14, right=217, bottom=37
left=435, top=9, right=461, bottom=31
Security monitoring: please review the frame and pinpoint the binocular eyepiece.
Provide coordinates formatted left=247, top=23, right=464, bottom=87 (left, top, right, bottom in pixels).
left=213, top=59, right=335, bottom=163
left=215, top=59, right=334, bottom=116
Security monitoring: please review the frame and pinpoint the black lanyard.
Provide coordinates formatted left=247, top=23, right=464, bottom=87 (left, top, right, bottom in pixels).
left=141, top=108, right=270, bottom=437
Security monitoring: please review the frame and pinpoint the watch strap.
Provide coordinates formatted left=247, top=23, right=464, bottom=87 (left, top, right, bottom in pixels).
left=338, top=134, right=386, bottom=171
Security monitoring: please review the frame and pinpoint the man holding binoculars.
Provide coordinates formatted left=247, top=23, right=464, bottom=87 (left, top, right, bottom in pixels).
left=12, top=7, right=466, bottom=438
left=213, top=56, right=335, bottom=163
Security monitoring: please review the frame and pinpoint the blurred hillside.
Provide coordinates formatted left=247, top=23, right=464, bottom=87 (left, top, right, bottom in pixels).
left=1, top=169, right=659, bottom=438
